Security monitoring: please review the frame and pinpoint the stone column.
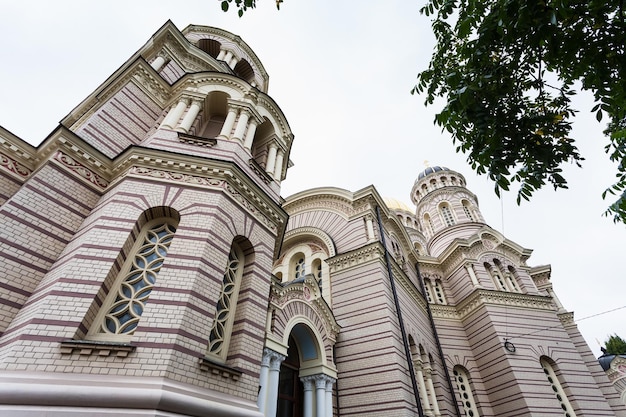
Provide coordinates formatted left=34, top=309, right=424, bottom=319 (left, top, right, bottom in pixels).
left=465, top=263, right=480, bottom=287
left=314, top=375, right=327, bottom=417
left=217, top=49, right=226, bottom=60
left=414, top=361, right=432, bottom=415
left=218, top=107, right=238, bottom=139
left=325, top=377, right=335, bottom=417
left=425, top=368, right=440, bottom=417
left=365, top=214, right=376, bottom=242
left=273, top=150, right=284, bottom=181
left=179, top=100, right=202, bottom=133
left=151, top=55, right=166, bottom=72
left=265, top=350, right=286, bottom=417
left=243, top=118, right=258, bottom=151
left=222, top=50, right=233, bottom=64
left=232, top=108, right=250, bottom=142
left=301, top=376, right=315, bottom=417
left=161, top=98, right=189, bottom=129
left=265, top=143, right=278, bottom=175
left=257, top=348, right=272, bottom=414
left=229, top=55, right=240, bottom=69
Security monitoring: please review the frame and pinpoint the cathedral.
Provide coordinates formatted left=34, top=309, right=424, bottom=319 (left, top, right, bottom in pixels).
left=0, top=21, right=624, bottom=416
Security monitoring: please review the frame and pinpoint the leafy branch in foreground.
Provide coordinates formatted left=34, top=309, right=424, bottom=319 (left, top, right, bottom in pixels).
left=414, top=0, right=626, bottom=222
left=219, top=0, right=283, bottom=17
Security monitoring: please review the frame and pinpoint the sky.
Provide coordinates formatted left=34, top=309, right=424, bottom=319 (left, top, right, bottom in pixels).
left=0, top=1, right=624, bottom=354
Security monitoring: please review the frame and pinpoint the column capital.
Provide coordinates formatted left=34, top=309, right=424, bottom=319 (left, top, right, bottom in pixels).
left=301, top=375, right=316, bottom=390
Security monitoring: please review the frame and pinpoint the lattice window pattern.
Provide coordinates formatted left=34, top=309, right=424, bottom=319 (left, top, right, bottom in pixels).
left=208, top=245, right=244, bottom=358
left=101, top=222, right=176, bottom=335
left=453, top=366, right=480, bottom=417
left=441, top=204, right=455, bottom=226
left=541, top=358, right=578, bottom=417
left=294, top=257, right=305, bottom=279
left=462, top=201, right=474, bottom=221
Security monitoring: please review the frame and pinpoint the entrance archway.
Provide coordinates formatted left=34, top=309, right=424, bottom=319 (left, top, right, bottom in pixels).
left=277, top=335, right=303, bottom=417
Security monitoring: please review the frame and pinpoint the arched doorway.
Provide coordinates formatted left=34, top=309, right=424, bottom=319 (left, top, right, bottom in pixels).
left=277, top=335, right=303, bottom=417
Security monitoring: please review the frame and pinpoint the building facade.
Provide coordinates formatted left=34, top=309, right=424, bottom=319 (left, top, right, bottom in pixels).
left=0, top=21, right=623, bottom=416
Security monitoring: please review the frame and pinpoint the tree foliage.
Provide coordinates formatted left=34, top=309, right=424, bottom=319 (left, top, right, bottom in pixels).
left=219, top=0, right=282, bottom=17
left=414, top=0, right=626, bottom=222
left=604, top=334, right=626, bottom=355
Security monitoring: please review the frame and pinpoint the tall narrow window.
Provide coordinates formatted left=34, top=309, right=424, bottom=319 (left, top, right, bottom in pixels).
left=424, top=213, right=434, bottom=235
left=90, top=218, right=177, bottom=341
left=433, top=279, right=447, bottom=304
left=540, top=357, right=577, bottom=417
left=485, top=262, right=508, bottom=291
left=453, top=366, right=480, bottom=417
left=208, top=242, right=245, bottom=360
left=440, top=203, right=455, bottom=227
left=423, top=279, right=434, bottom=303
left=294, top=256, right=306, bottom=280
left=462, top=200, right=475, bottom=221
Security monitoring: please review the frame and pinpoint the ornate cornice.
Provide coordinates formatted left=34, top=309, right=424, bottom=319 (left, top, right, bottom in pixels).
left=126, top=166, right=280, bottom=233
left=557, top=311, right=575, bottom=325
left=431, top=289, right=556, bottom=321
left=326, top=242, right=385, bottom=273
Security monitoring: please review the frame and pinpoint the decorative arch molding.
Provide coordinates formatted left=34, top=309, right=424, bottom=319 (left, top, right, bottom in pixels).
left=283, top=227, right=336, bottom=257
left=283, top=187, right=365, bottom=220
left=267, top=278, right=339, bottom=369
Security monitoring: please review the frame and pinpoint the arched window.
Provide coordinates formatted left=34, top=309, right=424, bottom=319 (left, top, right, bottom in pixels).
left=453, top=366, right=480, bottom=417
left=440, top=203, right=455, bottom=227
left=485, top=262, right=508, bottom=291
left=424, top=213, right=434, bottom=235
left=423, top=279, right=434, bottom=303
left=540, top=357, right=577, bottom=417
left=208, top=242, right=245, bottom=360
left=89, top=216, right=177, bottom=341
left=198, top=38, right=221, bottom=58
left=292, top=253, right=306, bottom=280
left=462, top=200, right=475, bottom=221
left=433, top=279, right=447, bottom=304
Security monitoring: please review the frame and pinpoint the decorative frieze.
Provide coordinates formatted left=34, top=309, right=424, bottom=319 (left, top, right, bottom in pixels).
left=431, top=289, right=556, bottom=320
left=0, top=151, right=31, bottom=178
left=326, top=242, right=384, bottom=273
left=59, top=340, right=135, bottom=358
left=55, top=151, right=109, bottom=189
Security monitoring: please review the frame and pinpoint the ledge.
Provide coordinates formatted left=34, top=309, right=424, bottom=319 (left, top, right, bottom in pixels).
left=59, top=339, right=136, bottom=357
left=249, top=158, right=273, bottom=185
left=198, top=356, right=243, bottom=381
left=178, top=132, right=217, bottom=147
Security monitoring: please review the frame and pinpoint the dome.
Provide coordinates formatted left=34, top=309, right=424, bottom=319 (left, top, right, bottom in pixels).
left=383, top=198, right=415, bottom=214
left=417, top=166, right=450, bottom=180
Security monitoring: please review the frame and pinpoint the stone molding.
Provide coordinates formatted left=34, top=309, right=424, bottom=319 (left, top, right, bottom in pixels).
left=198, top=356, right=243, bottom=381
left=326, top=242, right=385, bottom=273
left=0, top=151, right=31, bottom=179
left=59, top=339, right=135, bottom=358
left=54, top=151, right=109, bottom=189
left=0, top=371, right=263, bottom=417
left=431, top=289, right=555, bottom=320
left=177, top=132, right=218, bottom=148
left=283, top=227, right=337, bottom=257
left=127, top=166, right=280, bottom=233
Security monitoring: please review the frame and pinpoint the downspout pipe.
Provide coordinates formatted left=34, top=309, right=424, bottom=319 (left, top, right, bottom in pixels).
left=375, top=206, right=425, bottom=417
left=414, top=262, right=462, bottom=417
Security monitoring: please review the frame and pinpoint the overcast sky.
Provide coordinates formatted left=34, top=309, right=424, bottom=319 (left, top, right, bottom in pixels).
left=1, top=0, right=624, bottom=354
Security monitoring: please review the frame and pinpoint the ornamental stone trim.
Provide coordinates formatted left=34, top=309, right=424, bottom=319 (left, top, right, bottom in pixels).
left=431, top=289, right=556, bottom=320
left=283, top=227, right=336, bottom=257
left=326, top=242, right=384, bottom=273
left=177, top=132, right=218, bottom=147
left=54, top=151, right=109, bottom=189
left=126, top=166, right=279, bottom=232
left=0, top=151, right=31, bottom=178
left=59, top=340, right=136, bottom=358
left=198, top=356, right=243, bottom=381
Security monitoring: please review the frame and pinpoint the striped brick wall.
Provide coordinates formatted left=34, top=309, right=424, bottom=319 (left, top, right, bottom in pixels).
left=0, top=174, right=277, bottom=403
left=287, top=211, right=368, bottom=254
left=332, top=260, right=418, bottom=416
left=159, top=59, right=186, bottom=84
left=0, top=163, right=100, bottom=335
left=73, top=82, right=162, bottom=158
